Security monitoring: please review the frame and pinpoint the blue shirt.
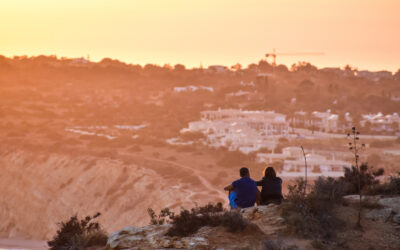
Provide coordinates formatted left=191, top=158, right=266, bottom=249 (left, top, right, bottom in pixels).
left=232, top=177, right=257, bottom=208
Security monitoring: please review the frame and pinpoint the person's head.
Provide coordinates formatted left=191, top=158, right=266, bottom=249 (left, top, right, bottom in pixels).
left=240, top=167, right=250, bottom=177
left=264, top=166, right=276, bottom=178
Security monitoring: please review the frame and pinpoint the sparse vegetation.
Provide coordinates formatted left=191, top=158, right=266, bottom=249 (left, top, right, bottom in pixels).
left=149, top=203, right=251, bottom=237
left=282, top=178, right=345, bottom=240
left=365, top=173, right=400, bottom=195
left=147, top=207, right=174, bottom=225
left=341, top=163, right=384, bottom=195
left=47, top=213, right=107, bottom=250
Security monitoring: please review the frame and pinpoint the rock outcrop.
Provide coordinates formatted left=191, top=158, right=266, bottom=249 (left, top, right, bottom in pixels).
left=106, top=204, right=296, bottom=250
left=344, top=195, right=400, bottom=226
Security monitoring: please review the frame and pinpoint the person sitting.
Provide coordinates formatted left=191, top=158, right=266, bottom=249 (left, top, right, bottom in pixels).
left=256, top=167, right=283, bottom=205
left=224, top=167, right=258, bottom=209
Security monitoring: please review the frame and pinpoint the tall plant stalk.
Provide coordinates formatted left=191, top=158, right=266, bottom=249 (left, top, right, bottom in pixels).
left=348, top=127, right=363, bottom=228
left=300, top=146, right=308, bottom=196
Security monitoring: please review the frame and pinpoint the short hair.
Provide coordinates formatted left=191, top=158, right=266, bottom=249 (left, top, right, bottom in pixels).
left=264, top=167, right=276, bottom=178
left=240, top=167, right=249, bottom=177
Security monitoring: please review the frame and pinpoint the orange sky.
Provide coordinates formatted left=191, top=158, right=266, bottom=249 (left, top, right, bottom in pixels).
left=1, top=0, right=399, bottom=72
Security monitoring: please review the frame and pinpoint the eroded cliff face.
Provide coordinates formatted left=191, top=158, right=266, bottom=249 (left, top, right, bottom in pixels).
left=0, top=148, right=227, bottom=240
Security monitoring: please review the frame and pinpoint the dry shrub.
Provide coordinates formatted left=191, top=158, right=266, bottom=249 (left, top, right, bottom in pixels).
left=153, top=203, right=251, bottom=237
left=365, top=174, right=400, bottom=195
left=312, top=177, right=346, bottom=202
left=342, top=163, right=384, bottom=194
left=47, top=213, right=107, bottom=250
left=282, top=179, right=345, bottom=240
left=147, top=207, right=174, bottom=225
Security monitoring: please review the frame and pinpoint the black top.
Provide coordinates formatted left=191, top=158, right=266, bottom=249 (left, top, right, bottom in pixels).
left=256, top=177, right=283, bottom=204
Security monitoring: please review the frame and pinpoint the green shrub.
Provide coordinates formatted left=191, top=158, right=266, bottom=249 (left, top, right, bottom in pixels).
left=47, top=213, right=107, bottom=250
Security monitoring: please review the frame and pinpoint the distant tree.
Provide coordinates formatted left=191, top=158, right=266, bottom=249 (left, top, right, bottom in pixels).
left=297, top=79, right=315, bottom=92
left=230, top=63, right=242, bottom=71
left=394, top=69, right=400, bottom=81
left=247, top=63, right=258, bottom=71
left=275, top=64, right=289, bottom=73
left=174, top=64, right=186, bottom=71
left=343, top=64, right=358, bottom=77
left=258, top=60, right=273, bottom=73
left=291, top=61, right=318, bottom=72
left=163, top=64, right=173, bottom=70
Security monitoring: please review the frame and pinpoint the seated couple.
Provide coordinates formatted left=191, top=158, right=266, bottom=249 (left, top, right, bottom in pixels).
left=224, top=167, right=283, bottom=209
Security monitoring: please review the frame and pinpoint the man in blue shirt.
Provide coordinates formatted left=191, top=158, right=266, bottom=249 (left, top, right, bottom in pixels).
left=224, top=167, right=258, bottom=208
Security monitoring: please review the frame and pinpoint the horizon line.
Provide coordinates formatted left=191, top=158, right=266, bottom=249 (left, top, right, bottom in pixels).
left=1, top=53, right=398, bottom=74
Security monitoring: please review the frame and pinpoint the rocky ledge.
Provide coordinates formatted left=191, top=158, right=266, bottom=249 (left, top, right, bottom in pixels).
left=106, top=204, right=289, bottom=249
left=343, top=195, right=400, bottom=225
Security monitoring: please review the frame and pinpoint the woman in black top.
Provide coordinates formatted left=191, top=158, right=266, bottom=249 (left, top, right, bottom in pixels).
left=256, top=167, right=283, bottom=205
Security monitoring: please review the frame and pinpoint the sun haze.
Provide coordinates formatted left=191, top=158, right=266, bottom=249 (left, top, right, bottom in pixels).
left=1, top=0, right=399, bottom=71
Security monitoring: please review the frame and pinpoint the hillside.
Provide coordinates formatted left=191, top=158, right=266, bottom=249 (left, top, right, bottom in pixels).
left=105, top=196, right=400, bottom=249
left=0, top=55, right=400, bottom=243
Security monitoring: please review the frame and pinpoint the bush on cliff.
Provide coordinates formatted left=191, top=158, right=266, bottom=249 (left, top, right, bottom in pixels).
left=341, top=163, right=384, bottom=194
left=47, top=213, right=107, bottom=250
left=282, top=178, right=345, bottom=240
left=365, top=173, right=400, bottom=195
left=149, top=203, right=251, bottom=237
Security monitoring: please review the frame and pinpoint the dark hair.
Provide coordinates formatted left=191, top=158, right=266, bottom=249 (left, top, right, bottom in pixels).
left=240, top=167, right=249, bottom=177
left=264, top=167, right=276, bottom=178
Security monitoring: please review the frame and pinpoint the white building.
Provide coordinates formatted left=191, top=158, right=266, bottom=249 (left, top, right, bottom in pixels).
left=291, top=110, right=339, bottom=132
left=181, top=109, right=289, bottom=153
left=357, top=70, right=393, bottom=82
left=361, top=112, right=400, bottom=132
left=173, top=86, right=214, bottom=93
left=282, top=153, right=351, bottom=178
left=207, top=65, right=228, bottom=73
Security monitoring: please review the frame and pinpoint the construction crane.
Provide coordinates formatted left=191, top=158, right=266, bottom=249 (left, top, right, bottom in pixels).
left=265, top=48, right=324, bottom=66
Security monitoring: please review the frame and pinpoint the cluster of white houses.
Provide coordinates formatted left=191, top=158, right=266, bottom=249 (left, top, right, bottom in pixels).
left=257, top=147, right=351, bottom=178
left=181, top=109, right=289, bottom=153
left=361, top=112, right=400, bottom=133
left=292, top=110, right=400, bottom=133
left=177, top=108, right=400, bottom=177
left=181, top=109, right=400, bottom=153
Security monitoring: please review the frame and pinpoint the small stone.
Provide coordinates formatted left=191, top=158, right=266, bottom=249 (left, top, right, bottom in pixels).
left=379, top=197, right=400, bottom=214
left=393, top=214, right=400, bottom=224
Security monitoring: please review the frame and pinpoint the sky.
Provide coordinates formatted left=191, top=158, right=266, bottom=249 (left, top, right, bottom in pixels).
left=0, top=0, right=399, bottom=72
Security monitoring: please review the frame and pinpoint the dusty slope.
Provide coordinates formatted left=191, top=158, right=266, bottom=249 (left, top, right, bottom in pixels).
left=0, top=147, right=228, bottom=240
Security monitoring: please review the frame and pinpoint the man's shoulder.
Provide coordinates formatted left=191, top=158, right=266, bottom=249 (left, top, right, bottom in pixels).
left=233, top=177, right=254, bottom=185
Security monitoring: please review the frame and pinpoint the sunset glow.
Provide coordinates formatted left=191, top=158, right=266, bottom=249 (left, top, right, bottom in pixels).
left=1, top=0, right=399, bottom=71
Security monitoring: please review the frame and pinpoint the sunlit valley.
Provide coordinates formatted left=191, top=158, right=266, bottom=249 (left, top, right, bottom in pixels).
left=0, top=55, right=399, bottom=246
